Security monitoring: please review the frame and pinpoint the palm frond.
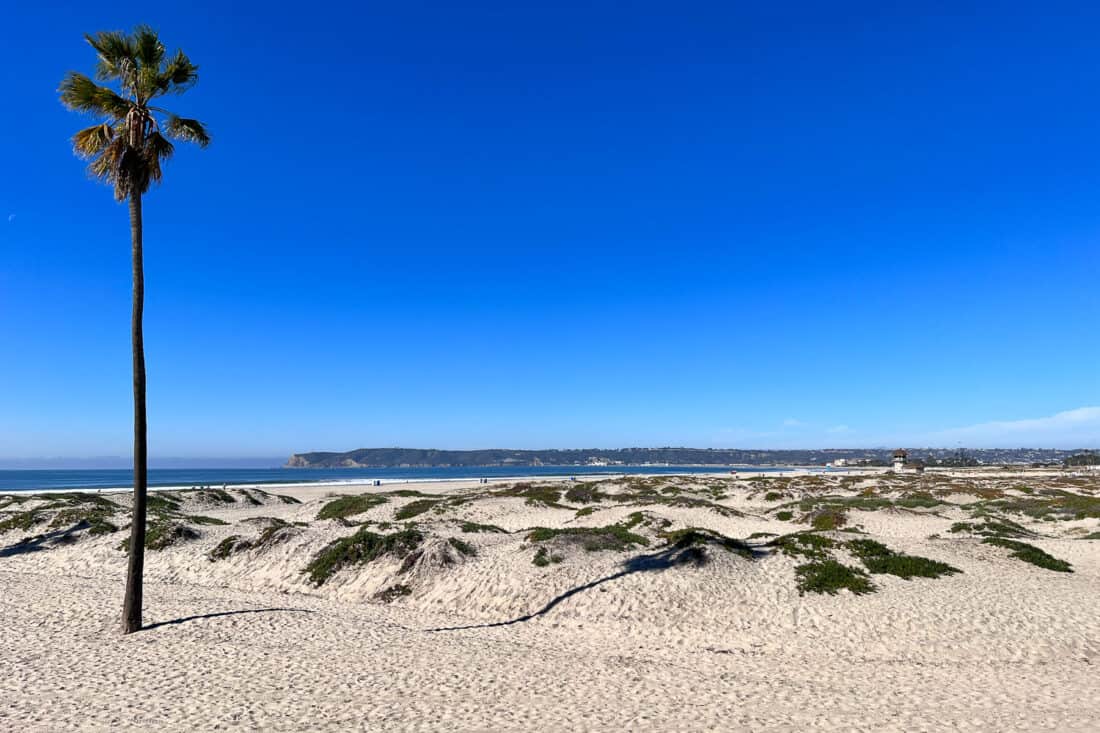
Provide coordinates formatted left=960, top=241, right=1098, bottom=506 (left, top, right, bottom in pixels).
left=138, top=64, right=162, bottom=101
left=142, top=131, right=177, bottom=185
left=132, top=25, right=165, bottom=68
left=156, top=50, right=199, bottom=94
left=72, top=123, right=116, bottom=159
left=59, top=72, right=131, bottom=119
left=163, top=115, right=210, bottom=147
left=144, top=146, right=163, bottom=184
left=144, top=131, right=173, bottom=161
left=116, top=145, right=152, bottom=199
left=87, top=136, right=126, bottom=191
left=85, top=31, right=136, bottom=86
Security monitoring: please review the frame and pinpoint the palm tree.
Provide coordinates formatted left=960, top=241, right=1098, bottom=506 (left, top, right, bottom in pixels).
left=59, top=26, right=210, bottom=634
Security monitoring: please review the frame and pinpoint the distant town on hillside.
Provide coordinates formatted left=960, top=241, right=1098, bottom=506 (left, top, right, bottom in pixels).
left=286, top=447, right=1099, bottom=469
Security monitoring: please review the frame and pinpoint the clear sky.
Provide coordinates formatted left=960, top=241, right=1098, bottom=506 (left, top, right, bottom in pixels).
left=1, top=1, right=1098, bottom=459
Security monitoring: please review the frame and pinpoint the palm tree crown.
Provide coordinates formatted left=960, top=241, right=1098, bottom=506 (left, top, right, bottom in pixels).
left=59, top=25, right=210, bottom=200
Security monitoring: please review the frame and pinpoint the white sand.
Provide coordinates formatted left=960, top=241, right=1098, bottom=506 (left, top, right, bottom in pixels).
left=1, top=470, right=1098, bottom=731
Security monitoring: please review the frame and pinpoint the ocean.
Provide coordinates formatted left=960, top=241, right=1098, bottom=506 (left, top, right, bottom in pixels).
left=0, top=465, right=796, bottom=493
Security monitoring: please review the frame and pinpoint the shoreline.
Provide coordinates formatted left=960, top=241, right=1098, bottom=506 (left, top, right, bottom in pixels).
left=0, top=465, right=832, bottom=495
left=4, top=463, right=1094, bottom=495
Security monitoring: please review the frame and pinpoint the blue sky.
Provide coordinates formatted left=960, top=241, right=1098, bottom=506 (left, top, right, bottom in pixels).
left=1, top=1, right=1098, bottom=458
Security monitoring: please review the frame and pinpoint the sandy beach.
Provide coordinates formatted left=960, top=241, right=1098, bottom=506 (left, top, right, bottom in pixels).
left=2, top=469, right=1099, bottom=731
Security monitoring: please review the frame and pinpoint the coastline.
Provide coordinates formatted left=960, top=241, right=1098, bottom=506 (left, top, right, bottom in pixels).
left=0, top=464, right=820, bottom=494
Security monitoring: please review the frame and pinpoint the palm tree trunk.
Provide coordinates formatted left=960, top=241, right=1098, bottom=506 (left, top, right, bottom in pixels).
left=121, top=191, right=147, bottom=634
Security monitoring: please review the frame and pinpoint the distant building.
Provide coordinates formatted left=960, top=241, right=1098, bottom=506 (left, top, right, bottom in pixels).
left=892, top=449, right=908, bottom=471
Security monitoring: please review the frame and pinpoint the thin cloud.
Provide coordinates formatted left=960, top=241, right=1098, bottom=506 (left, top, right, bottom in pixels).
left=926, top=406, right=1100, bottom=448
left=827, top=425, right=850, bottom=434
left=782, top=418, right=804, bottom=427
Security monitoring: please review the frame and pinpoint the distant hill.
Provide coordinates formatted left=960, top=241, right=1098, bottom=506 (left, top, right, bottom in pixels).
left=284, top=447, right=1082, bottom=468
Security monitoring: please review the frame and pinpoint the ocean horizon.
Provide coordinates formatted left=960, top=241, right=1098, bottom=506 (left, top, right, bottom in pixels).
left=0, top=464, right=798, bottom=492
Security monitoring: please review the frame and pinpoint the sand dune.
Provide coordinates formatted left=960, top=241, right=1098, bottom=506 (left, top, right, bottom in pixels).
left=2, top=470, right=1098, bottom=731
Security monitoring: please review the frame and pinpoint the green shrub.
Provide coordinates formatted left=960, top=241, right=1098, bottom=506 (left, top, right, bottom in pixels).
left=120, top=521, right=200, bottom=552
left=0, top=493, right=32, bottom=506
left=394, top=499, right=441, bottom=520
left=526, top=524, right=649, bottom=552
left=948, top=517, right=1034, bottom=538
left=209, top=535, right=246, bottom=561
left=532, top=547, right=563, bottom=567
left=190, top=488, right=236, bottom=504
left=844, top=538, right=893, bottom=558
left=662, top=528, right=754, bottom=559
left=795, top=560, right=875, bottom=595
left=52, top=492, right=118, bottom=510
left=845, top=539, right=960, bottom=579
left=652, top=496, right=742, bottom=517
left=208, top=519, right=297, bottom=561
left=447, top=537, right=476, bottom=556
left=374, top=584, right=412, bottom=603
left=255, top=518, right=298, bottom=546
left=48, top=507, right=112, bottom=530
left=499, top=483, right=566, bottom=507
left=146, top=493, right=182, bottom=515
left=186, top=514, right=228, bottom=526
left=620, top=511, right=672, bottom=531
left=794, top=494, right=945, bottom=516
left=564, top=483, right=606, bottom=504
left=385, top=489, right=440, bottom=498
left=983, top=538, right=1072, bottom=572
left=86, top=518, right=119, bottom=535
left=895, top=492, right=943, bottom=508
left=978, top=490, right=1100, bottom=521
left=316, top=494, right=388, bottom=521
left=771, top=532, right=835, bottom=560
left=237, top=489, right=263, bottom=506
left=776, top=511, right=794, bottom=521
left=810, top=508, right=847, bottom=531
left=303, top=527, right=423, bottom=586
left=459, top=521, right=506, bottom=534
left=861, top=553, right=960, bottom=579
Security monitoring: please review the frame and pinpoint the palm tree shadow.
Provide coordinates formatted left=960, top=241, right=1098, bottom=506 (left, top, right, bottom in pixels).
left=142, top=607, right=314, bottom=632
left=0, top=521, right=90, bottom=558
left=428, top=541, right=769, bottom=632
